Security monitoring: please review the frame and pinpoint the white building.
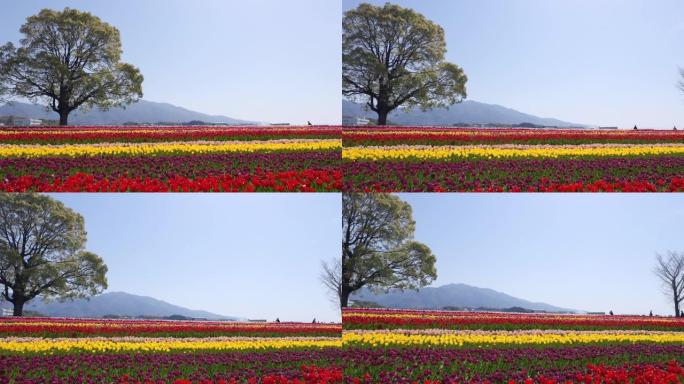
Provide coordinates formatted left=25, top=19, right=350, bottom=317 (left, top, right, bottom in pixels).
left=12, top=117, right=43, bottom=126
left=342, top=116, right=370, bottom=126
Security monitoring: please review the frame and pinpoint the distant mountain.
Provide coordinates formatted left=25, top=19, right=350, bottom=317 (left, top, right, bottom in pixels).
left=17, top=292, right=240, bottom=320
left=0, top=100, right=257, bottom=125
left=343, top=99, right=587, bottom=127
left=351, top=283, right=578, bottom=313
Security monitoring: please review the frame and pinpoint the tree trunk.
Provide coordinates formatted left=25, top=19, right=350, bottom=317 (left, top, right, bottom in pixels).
left=672, top=292, right=681, bottom=317
left=340, top=288, right=351, bottom=308
left=376, top=110, right=389, bottom=126
left=58, top=111, right=69, bottom=126
left=12, top=299, right=24, bottom=317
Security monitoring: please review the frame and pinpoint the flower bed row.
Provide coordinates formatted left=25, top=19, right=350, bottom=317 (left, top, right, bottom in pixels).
left=0, top=351, right=343, bottom=384
left=343, top=157, right=684, bottom=192
left=0, top=318, right=343, bottom=383
left=0, top=336, right=341, bottom=354
left=0, top=126, right=340, bottom=144
left=1, top=169, right=342, bottom=192
left=342, top=127, right=684, bottom=192
left=343, top=127, right=684, bottom=146
left=343, top=345, right=684, bottom=384
left=342, top=308, right=684, bottom=383
left=0, top=126, right=342, bottom=192
left=343, top=309, right=684, bottom=331
left=0, top=318, right=341, bottom=338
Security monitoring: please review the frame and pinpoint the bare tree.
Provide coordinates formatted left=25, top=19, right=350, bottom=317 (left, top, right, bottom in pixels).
left=679, top=68, right=684, bottom=95
left=320, top=258, right=342, bottom=308
left=654, top=251, right=684, bottom=317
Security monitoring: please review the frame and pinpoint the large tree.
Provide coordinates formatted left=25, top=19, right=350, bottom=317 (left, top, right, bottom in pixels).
left=0, top=8, right=143, bottom=125
left=654, top=251, right=684, bottom=317
left=0, top=194, right=108, bottom=316
left=343, top=2, right=467, bottom=125
left=341, top=193, right=436, bottom=308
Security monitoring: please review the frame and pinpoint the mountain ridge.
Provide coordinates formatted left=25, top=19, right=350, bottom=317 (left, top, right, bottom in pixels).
left=351, top=283, right=579, bottom=313
left=2, top=291, right=242, bottom=320
left=0, top=100, right=258, bottom=125
left=343, top=99, right=588, bottom=127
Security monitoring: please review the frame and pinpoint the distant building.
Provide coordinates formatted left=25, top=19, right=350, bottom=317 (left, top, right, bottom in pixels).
left=0, top=308, right=12, bottom=317
left=342, top=116, right=370, bottom=126
left=4, top=116, right=43, bottom=126
left=598, top=126, right=618, bottom=130
left=247, top=319, right=268, bottom=322
left=270, top=123, right=291, bottom=126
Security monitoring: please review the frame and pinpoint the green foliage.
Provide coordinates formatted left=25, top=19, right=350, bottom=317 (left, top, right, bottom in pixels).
left=0, top=194, right=108, bottom=316
left=341, top=193, right=437, bottom=307
left=0, top=8, right=143, bottom=125
left=343, top=2, right=467, bottom=125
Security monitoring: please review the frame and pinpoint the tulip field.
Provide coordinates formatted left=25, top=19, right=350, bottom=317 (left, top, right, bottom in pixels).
left=0, top=317, right=343, bottom=383
left=342, top=308, right=684, bottom=383
left=342, top=127, right=684, bottom=192
left=0, top=126, right=342, bottom=192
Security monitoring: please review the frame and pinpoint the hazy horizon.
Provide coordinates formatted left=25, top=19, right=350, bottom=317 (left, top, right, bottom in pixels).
left=344, top=0, right=684, bottom=129
left=1, top=0, right=341, bottom=125
left=44, top=194, right=341, bottom=323
left=397, top=193, right=684, bottom=316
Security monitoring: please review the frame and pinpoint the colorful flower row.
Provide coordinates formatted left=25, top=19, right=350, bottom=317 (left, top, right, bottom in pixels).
left=343, top=308, right=684, bottom=331
left=0, top=169, right=342, bottom=192
left=0, top=336, right=342, bottom=354
left=342, top=126, right=684, bottom=192
left=343, top=127, right=684, bottom=146
left=342, top=308, right=684, bottom=382
left=343, top=329, right=684, bottom=348
left=0, top=351, right=343, bottom=384
left=0, top=126, right=340, bottom=144
left=0, top=125, right=342, bottom=192
left=343, top=157, right=684, bottom=192
left=0, top=151, right=338, bottom=178
left=342, top=143, right=684, bottom=161
left=0, top=125, right=341, bottom=134
left=0, top=319, right=341, bottom=338
left=342, top=344, right=684, bottom=384
left=0, top=139, right=340, bottom=158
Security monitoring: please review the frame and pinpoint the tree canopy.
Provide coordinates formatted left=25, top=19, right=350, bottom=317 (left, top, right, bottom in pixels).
left=0, top=194, right=108, bottom=316
left=343, top=2, right=467, bottom=125
left=0, top=8, right=143, bottom=125
left=340, top=193, right=436, bottom=308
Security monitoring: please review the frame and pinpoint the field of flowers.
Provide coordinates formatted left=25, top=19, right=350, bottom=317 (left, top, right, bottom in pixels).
left=342, top=308, right=684, bottom=383
left=0, top=125, right=342, bottom=192
left=342, top=127, right=684, bottom=192
left=0, top=317, right=343, bottom=383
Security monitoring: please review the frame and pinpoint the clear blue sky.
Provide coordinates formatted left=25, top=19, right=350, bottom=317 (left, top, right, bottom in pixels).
left=47, top=194, right=341, bottom=323
left=2, top=1, right=341, bottom=125
left=344, top=0, right=684, bottom=129
left=398, top=193, right=684, bottom=316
